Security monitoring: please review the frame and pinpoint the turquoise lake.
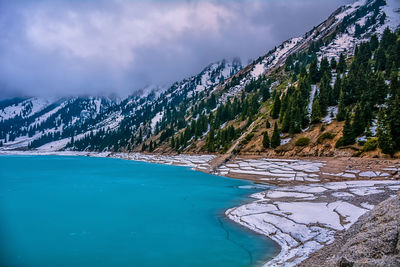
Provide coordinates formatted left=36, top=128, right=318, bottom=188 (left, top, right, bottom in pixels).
left=0, top=155, right=278, bottom=266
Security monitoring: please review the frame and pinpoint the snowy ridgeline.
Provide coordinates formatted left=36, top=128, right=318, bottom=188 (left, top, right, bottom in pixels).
left=247, top=0, right=399, bottom=83
left=227, top=180, right=400, bottom=267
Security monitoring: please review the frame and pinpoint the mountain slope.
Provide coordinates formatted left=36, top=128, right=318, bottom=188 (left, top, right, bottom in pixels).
left=0, top=0, right=399, bottom=157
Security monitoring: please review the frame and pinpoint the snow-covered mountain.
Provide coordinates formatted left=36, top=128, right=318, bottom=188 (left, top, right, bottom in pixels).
left=0, top=0, right=399, bottom=153
left=0, top=59, right=242, bottom=151
left=229, top=0, right=399, bottom=83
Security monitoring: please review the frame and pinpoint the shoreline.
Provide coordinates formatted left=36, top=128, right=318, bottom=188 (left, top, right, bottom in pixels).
left=1, top=150, right=399, bottom=266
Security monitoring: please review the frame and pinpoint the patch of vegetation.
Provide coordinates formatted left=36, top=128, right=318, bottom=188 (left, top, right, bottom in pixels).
left=317, top=132, right=336, bottom=144
left=239, top=133, right=254, bottom=146
left=245, top=133, right=254, bottom=142
left=295, top=137, right=310, bottom=146
left=362, top=138, right=378, bottom=152
left=335, top=137, right=344, bottom=148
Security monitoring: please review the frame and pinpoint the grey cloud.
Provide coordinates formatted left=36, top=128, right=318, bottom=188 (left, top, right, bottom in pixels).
left=0, top=0, right=353, bottom=99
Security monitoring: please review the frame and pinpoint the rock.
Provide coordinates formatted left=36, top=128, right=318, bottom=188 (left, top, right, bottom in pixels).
left=299, top=196, right=400, bottom=267
left=326, top=196, right=400, bottom=266
left=338, top=257, right=353, bottom=267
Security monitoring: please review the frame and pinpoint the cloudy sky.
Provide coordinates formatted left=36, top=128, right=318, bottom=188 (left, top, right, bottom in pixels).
left=0, top=0, right=353, bottom=98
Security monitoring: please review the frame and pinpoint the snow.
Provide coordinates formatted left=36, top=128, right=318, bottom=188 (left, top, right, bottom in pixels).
left=227, top=179, right=399, bottom=267
left=331, top=192, right=354, bottom=198
left=359, top=171, right=377, bottom=178
left=150, top=111, right=164, bottom=133
left=322, top=172, right=356, bottom=178
left=278, top=201, right=343, bottom=230
left=29, top=101, right=66, bottom=127
left=370, top=119, right=378, bottom=136
left=94, top=98, right=102, bottom=114
left=350, top=187, right=385, bottom=196
left=266, top=191, right=315, bottom=199
left=0, top=97, right=55, bottom=121
left=360, top=202, right=375, bottom=210
left=217, top=158, right=325, bottom=182
left=250, top=63, right=266, bottom=78
left=37, top=137, right=72, bottom=151
left=308, top=85, right=317, bottom=119
left=322, top=106, right=338, bottom=124
left=114, top=153, right=215, bottom=170
left=335, top=0, right=366, bottom=21
left=329, top=201, right=367, bottom=229
left=382, top=0, right=400, bottom=31
left=280, top=138, right=291, bottom=145
left=271, top=37, right=304, bottom=67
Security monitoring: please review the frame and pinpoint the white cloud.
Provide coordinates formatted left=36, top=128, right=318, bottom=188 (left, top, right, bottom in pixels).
left=25, top=1, right=235, bottom=68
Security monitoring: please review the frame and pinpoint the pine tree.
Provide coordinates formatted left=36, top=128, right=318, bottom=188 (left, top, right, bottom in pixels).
left=279, top=92, right=289, bottom=121
left=377, top=109, right=395, bottom=156
left=381, top=27, right=396, bottom=51
left=170, top=136, right=175, bottom=149
left=311, top=97, right=322, bottom=124
left=141, top=143, right=147, bottom=152
left=206, top=127, right=215, bottom=152
left=292, top=104, right=303, bottom=134
left=374, top=73, right=387, bottom=105
left=330, top=57, right=337, bottom=70
left=266, top=120, right=271, bottom=128
left=319, top=72, right=331, bottom=114
left=137, top=129, right=143, bottom=145
left=271, top=122, right=281, bottom=148
left=369, top=34, right=379, bottom=51
left=336, top=91, right=346, bottom=121
left=337, top=53, right=347, bottom=73
left=175, top=135, right=180, bottom=151
left=281, top=106, right=291, bottom=133
left=271, top=92, right=281, bottom=119
left=389, top=70, right=399, bottom=97
left=261, top=84, right=270, bottom=102
left=332, top=75, right=341, bottom=104
left=352, top=103, right=365, bottom=137
left=149, top=140, right=154, bottom=152
left=320, top=57, right=331, bottom=78
left=309, top=60, right=320, bottom=84
left=342, top=113, right=355, bottom=146
left=387, top=73, right=400, bottom=148
left=375, top=47, right=386, bottom=71
left=262, top=131, right=270, bottom=149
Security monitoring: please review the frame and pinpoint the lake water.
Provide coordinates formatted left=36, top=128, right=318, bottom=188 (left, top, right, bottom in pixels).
left=0, top=155, right=278, bottom=266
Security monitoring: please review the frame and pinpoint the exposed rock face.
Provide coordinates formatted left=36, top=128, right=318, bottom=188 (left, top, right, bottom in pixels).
left=301, top=195, right=400, bottom=266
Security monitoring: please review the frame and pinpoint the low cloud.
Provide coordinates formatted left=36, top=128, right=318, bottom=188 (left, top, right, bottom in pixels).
left=0, top=0, right=352, bottom=98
